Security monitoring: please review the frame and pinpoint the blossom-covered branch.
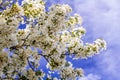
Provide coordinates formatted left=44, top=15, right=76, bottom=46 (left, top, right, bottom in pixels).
left=0, top=0, right=106, bottom=79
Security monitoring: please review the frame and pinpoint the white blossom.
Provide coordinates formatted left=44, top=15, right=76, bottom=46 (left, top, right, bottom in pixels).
left=0, top=0, right=106, bottom=79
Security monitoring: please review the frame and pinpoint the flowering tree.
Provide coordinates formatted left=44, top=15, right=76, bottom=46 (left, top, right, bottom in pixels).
left=0, top=0, right=106, bottom=79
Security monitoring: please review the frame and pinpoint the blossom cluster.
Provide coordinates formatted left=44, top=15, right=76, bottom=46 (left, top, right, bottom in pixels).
left=0, top=0, right=106, bottom=79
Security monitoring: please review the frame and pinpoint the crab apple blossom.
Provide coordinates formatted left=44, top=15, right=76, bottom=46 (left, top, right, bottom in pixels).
left=0, top=0, right=106, bottom=79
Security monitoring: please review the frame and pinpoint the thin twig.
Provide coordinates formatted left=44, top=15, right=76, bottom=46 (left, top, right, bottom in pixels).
left=27, top=57, right=35, bottom=71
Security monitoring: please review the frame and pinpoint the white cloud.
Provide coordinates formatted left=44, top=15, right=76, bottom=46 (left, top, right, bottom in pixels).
left=95, top=50, right=120, bottom=80
left=72, top=0, right=120, bottom=80
left=78, top=74, right=101, bottom=80
left=72, top=0, right=120, bottom=45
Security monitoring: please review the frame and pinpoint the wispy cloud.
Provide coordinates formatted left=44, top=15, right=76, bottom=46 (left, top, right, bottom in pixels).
left=96, top=49, right=120, bottom=80
left=78, top=73, right=101, bottom=80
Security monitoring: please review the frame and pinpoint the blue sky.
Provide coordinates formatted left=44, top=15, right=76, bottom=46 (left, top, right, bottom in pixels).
left=11, top=0, right=119, bottom=79
left=45, top=0, right=120, bottom=80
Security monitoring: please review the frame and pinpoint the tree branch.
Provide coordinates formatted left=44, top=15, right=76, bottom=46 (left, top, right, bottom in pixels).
left=27, top=57, right=35, bottom=71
